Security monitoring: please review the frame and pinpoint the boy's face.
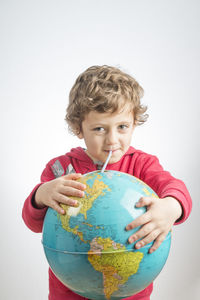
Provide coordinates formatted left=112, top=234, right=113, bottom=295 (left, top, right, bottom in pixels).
left=78, top=107, right=135, bottom=164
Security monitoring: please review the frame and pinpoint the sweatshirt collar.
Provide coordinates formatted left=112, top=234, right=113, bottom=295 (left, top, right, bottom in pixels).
left=66, top=146, right=135, bottom=167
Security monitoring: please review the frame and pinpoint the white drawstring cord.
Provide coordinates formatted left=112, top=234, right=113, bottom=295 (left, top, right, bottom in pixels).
left=101, top=150, right=112, bottom=173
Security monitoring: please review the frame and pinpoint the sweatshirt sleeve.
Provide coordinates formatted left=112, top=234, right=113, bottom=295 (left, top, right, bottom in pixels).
left=136, top=154, right=192, bottom=224
left=22, top=161, right=56, bottom=233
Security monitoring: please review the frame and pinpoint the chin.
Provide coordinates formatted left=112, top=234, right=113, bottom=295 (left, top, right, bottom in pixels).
left=109, top=156, right=121, bottom=164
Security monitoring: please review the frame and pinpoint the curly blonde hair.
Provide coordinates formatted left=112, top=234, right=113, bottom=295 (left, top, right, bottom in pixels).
left=65, top=65, right=148, bottom=135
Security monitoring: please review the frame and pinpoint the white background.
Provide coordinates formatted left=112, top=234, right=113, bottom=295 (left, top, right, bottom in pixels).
left=1, top=1, right=200, bottom=299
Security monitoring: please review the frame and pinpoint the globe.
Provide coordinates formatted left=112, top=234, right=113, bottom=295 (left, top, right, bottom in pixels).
left=42, top=170, right=171, bottom=300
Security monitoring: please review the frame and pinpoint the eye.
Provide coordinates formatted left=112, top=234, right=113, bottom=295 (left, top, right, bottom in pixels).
left=93, top=127, right=105, bottom=132
left=118, top=124, right=129, bottom=130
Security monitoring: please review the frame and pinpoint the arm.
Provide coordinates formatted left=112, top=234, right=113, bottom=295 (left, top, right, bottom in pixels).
left=22, top=163, right=54, bottom=233
left=126, top=154, right=192, bottom=252
left=135, top=154, right=192, bottom=223
left=22, top=160, right=86, bottom=233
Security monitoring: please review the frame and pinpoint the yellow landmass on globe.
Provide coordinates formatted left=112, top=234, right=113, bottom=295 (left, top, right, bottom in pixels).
left=131, top=178, right=158, bottom=198
left=59, top=176, right=110, bottom=241
left=142, top=187, right=158, bottom=198
left=80, top=178, right=111, bottom=220
left=88, top=237, right=144, bottom=300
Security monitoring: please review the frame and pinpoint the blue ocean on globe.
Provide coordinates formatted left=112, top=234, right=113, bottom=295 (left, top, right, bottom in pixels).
left=42, top=170, right=171, bottom=300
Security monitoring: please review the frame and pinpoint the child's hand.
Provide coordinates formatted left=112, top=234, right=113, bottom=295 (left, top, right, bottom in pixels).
left=126, top=196, right=182, bottom=253
left=34, top=173, right=86, bottom=215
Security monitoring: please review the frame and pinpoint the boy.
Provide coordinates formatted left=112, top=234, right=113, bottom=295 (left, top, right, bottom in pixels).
left=22, top=65, right=192, bottom=300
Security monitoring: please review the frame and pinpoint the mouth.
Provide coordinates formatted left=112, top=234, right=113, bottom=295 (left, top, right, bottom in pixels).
left=104, top=149, right=119, bottom=153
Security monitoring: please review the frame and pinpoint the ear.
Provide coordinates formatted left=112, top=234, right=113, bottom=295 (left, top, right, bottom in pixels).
left=77, top=132, right=84, bottom=139
left=73, top=125, right=84, bottom=139
left=77, top=129, right=84, bottom=139
left=133, top=120, right=138, bottom=128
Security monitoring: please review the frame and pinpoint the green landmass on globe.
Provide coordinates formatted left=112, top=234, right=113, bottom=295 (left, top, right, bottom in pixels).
left=88, top=237, right=144, bottom=300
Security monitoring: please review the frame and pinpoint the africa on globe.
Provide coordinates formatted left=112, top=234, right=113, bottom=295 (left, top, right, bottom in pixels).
left=42, top=170, right=171, bottom=300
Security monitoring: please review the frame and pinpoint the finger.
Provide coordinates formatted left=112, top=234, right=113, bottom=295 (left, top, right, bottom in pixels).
left=136, top=197, right=156, bottom=208
left=128, top=223, right=155, bottom=244
left=126, top=211, right=151, bottom=231
left=63, top=173, right=82, bottom=180
left=134, top=229, right=160, bottom=249
left=60, top=186, right=85, bottom=198
left=55, top=193, right=79, bottom=207
left=63, top=179, right=86, bottom=191
left=149, top=233, right=166, bottom=253
left=51, top=200, right=66, bottom=215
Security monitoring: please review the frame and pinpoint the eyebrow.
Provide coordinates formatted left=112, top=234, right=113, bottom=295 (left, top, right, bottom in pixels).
left=90, top=121, right=133, bottom=127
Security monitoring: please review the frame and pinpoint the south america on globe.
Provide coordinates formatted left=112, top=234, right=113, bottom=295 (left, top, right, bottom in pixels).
left=42, top=170, right=171, bottom=300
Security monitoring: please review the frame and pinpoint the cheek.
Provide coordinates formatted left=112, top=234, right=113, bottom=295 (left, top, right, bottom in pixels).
left=121, top=134, right=132, bottom=146
left=86, top=136, right=100, bottom=148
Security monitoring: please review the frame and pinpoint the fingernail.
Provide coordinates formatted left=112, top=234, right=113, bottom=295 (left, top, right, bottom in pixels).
left=136, top=242, right=144, bottom=249
left=129, top=236, right=136, bottom=244
left=73, top=201, right=79, bottom=207
left=130, top=236, right=135, bottom=242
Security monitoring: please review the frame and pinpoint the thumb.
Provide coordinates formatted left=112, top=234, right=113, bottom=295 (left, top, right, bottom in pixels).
left=136, top=197, right=155, bottom=207
left=63, top=173, right=83, bottom=180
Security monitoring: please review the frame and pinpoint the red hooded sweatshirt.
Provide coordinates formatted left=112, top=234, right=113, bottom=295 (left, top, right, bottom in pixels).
left=22, top=146, right=192, bottom=300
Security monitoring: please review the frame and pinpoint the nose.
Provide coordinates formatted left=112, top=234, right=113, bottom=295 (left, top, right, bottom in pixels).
left=106, top=129, right=117, bottom=146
